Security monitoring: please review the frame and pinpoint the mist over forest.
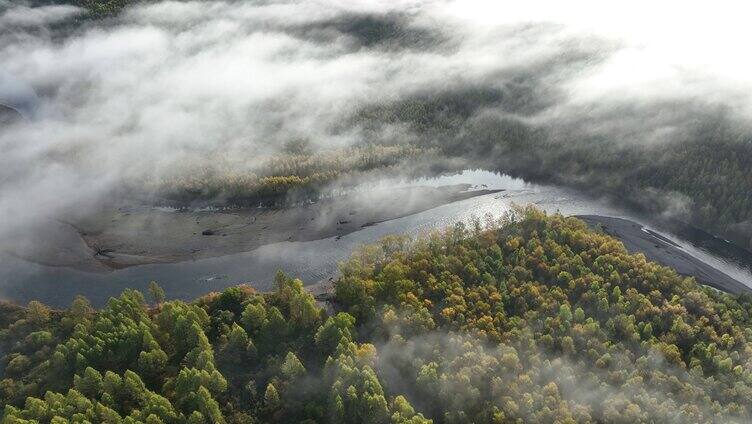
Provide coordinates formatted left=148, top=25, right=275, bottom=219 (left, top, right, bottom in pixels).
left=2, top=0, right=752, bottom=247
left=2, top=1, right=752, bottom=423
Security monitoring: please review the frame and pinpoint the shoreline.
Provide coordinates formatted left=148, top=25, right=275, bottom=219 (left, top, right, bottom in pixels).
left=2, top=211, right=750, bottom=309
left=307, top=214, right=752, bottom=302
left=12, top=185, right=501, bottom=272
left=577, top=215, right=751, bottom=295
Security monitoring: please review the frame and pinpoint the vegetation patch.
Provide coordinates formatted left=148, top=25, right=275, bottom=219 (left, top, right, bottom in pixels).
left=137, top=145, right=440, bottom=208
left=2, top=208, right=752, bottom=422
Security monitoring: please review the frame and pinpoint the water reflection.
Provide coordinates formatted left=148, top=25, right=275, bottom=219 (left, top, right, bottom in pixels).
left=1, top=170, right=750, bottom=307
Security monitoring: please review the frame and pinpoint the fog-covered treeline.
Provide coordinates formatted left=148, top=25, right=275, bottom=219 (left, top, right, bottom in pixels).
left=3, top=0, right=752, bottom=252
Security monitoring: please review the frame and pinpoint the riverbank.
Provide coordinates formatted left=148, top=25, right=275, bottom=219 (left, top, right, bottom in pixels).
left=578, top=215, right=751, bottom=295
left=4, top=170, right=751, bottom=308
left=10, top=184, right=500, bottom=272
left=308, top=214, right=752, bottom=305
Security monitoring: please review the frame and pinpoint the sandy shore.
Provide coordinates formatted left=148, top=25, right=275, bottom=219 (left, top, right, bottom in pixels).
left=578, top=215, right=751, bottom=295
left=11, top=185, right=499, bottom=272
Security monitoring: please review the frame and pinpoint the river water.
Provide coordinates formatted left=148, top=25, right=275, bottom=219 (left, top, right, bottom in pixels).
left=1, top=170, right=751, bottom=307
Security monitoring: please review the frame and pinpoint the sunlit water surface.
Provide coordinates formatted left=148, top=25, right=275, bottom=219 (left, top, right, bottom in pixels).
left=1, top=170, right=750, bottom=307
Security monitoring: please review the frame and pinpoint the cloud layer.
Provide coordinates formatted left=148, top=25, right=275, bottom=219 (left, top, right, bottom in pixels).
left=1, top=0, right=751, bottom=245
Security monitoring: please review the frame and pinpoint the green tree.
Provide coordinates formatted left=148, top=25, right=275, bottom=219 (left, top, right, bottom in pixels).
left=148, top=281, right=166, bottom=305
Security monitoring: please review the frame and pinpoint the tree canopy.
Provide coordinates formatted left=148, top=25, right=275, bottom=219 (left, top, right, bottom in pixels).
left=3, top=207, right=752, bottom=423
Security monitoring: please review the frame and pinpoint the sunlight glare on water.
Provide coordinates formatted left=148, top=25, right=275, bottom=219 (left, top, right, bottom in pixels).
left=0, top=170, right=749, bottom=306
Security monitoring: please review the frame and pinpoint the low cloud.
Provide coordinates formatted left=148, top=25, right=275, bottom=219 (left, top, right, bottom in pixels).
left=0, top=0, right=751, bottom=247
left=0, top=3, right=81, bottom=27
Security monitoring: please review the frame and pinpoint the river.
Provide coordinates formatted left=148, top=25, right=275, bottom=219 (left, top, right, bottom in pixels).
left=1, top=170, right=751, bottom=307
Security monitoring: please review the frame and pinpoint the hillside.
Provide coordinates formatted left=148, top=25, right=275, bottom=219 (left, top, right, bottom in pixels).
left=358, top=89, right=752, bottom=251
left=2, top=207, right=752, bottom=423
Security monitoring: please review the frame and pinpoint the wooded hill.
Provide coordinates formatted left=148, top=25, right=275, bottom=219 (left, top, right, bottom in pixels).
left=2, top=208, right=752, bottom=423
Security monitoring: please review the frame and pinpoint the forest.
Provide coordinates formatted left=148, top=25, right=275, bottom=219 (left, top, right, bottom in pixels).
left=7, top=0, right=752, bottom=252
left=124, top=83, right=752, bottom=251
left=136, top=144, right=442, bottom=207
left=3, top=207, right=752, bottom=423
left=4, top=3, right=752, bottom=421
left=356, top=89, right=752, bottom=251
